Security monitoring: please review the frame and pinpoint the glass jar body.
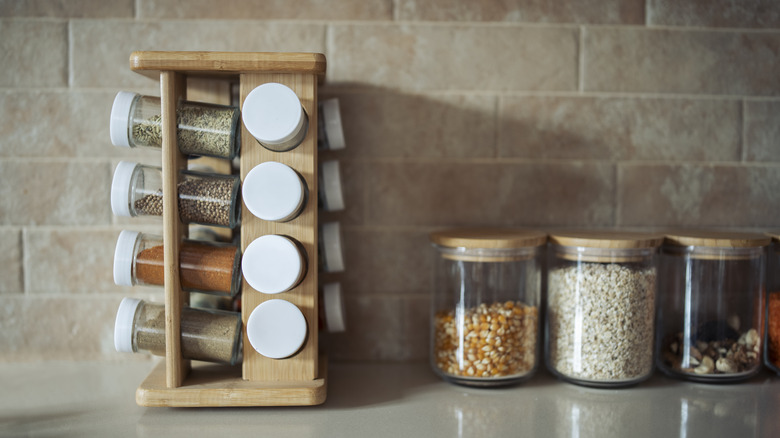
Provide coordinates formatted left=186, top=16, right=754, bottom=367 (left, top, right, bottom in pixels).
left=431, top=245, right=542, bottom=386
left=128, top=94, right=240, bottom=159
left=545, top=246, right=657, bottom=387
left=656, top=245, right=765, bottom=382
left=131, top=300, right=242, bottom=365
left=767, top=238, right=780, bottom=374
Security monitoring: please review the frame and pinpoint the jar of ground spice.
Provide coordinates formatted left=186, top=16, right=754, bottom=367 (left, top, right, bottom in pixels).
left=242, top=83, right=308, bottom=152
left=110, top=91, right=240, bottom=159
left=766, top=232, right=780, bottom=375
left=114, top=297, right=242, bottom=365
left=657, top=230, right=769, bottom=383
left=113, top=230, right=241, bottom=297
left=546, top=231, right=663, bottom=387
left=430, top=228, right=546, bottom=387
left=111, top=161, right=240, bottom=228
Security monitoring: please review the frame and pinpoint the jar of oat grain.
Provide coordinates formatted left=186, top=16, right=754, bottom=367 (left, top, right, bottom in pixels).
left=657, top=230, right=769, bottom=383
left=430, top=228, right=546, bottom=387
left=546, top=231, right=663, bottom=387
left=111, top=161, right=240, bottom=228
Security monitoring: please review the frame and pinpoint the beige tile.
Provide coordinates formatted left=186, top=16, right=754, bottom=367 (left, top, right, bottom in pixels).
left=618, top=164, right=780, bottom=227
left=325, top=295, right=407, bottom=361
left=138, top=0, right=391, bottom=20
left=648, top=0, right=780, bottom=28
left=745, top=101, right=780, bottom=162
left=326, top=91, right=497, bottom=158
left=0, top=0, right=133, bottom=17
left=0, top=19, right=67, bottom=88
left=499, top=96, right=741, bottom=160
left=397, top=0, right=644, bottom=24
left=71, top=20, right=326, bottom=88
left=366, top=162, right=615, bottom=227
left=0, top=228, right=22, bottom=294
left=329, top=24, right=578, bottom=91
left=24, top=228, right=127, bottom=294
left=584, top=27, right=780, bottom=95
left=0, top=160, right=111, bottom=226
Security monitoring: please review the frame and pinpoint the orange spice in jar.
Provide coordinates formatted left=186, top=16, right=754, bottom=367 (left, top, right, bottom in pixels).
left=114, top=230, right=241, bottom=297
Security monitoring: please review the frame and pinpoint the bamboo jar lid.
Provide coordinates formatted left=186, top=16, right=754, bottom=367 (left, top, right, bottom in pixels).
left=663, top=230, right=770, bottom=261
left=549, top=230, right=664, bottom=263
left=430, top=228, right=547, bottom=262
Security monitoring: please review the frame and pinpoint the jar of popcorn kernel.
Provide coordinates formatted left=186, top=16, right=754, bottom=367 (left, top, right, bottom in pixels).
left=429, top=228, right=546, bottom=387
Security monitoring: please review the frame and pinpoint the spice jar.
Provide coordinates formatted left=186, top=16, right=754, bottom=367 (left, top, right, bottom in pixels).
left=318, top=160, right=345, bottom=212
left=767, top=232, right=780, bottom=374
left=114, top=297, right=242, bottom=365
left=242, top=161, right=307, bottom=222
left=110, top=91, right=240, bottom=159
left=657, top=230, right=769, bottom=382
left=111, top=161, right=240, bottom=228
left=242, top=235, right=306, bottom=294
left=546, top=231, right=662, bottom=387
left=242, top=83, right=308, bottom=152
left=430, top=228, right=546, bottom=387
left=113, top=230, right=241, bottom=297
left=319, top=282, right=346, bottom=333
left=246, top=299, right=308, bottom=359
left=319, top=222, right=344, bottom=273
left=317, top=98, right=346, bottom=151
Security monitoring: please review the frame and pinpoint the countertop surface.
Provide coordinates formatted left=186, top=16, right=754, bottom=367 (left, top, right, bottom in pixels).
left=1, top=360, right=778, bottom=437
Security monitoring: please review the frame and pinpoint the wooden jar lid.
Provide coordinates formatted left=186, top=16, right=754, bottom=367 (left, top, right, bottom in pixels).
left=430, top=228, right=547, bottom=262
left=549, top=230, right=664, bottom=263
left=664, top=230, right=770, bottom=248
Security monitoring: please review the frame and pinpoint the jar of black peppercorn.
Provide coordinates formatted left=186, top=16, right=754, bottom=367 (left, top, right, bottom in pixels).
left=657, top=230, right=769, bottom=382
left=111, top=161, right=240, bottom=228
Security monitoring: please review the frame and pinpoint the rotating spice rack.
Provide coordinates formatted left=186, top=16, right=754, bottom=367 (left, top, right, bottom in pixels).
left=128, top=51, right=326, bottom=407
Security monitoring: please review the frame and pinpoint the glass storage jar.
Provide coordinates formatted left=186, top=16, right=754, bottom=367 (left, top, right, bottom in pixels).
left=241, top=161, right=307, bottom=222
left=656, top=230, right=769, bottom=382
left=241, top=234, right=307, bottom=294
left=114, top=297, right=242, bottom=365
left=767, top=232, right=780, bottom=374
left=110, top=91, right=240, bottom=159
left=319, top=221, right=344, bottom=273
left=111, top=161, right=240, bottom=228
left=318, top=160, right=345, bottom=212
left=317, top=98, right=346, bottom=151
left=429, top=228, right=546, bottom=387
left=246, top=299, right=308, bottom=359
left=242, top=83, right=308, bottom=152
left=113, top=230, right=241, bottom=297
left=546, top=231, right=663, bottom=387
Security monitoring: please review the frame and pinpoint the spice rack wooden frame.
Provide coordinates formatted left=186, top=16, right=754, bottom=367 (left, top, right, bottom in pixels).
left=128, top=51, right=327, bottom=407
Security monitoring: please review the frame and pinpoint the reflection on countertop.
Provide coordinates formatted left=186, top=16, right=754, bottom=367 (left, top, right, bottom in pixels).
left=0, top=360, right=777, bottom=438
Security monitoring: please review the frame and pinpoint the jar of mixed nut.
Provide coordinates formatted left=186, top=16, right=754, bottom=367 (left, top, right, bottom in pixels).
left=111, top=161, right=240, bottom=228
left=657, top=230, right=769, bottom=382
left=430, top=228, right=546, bottom=387
left=767, top=232, right=780, bottom=375
left=546, top=231, right=663, bottom=387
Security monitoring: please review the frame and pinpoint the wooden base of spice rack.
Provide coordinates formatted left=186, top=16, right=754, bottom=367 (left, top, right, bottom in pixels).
left=129, top=51, right=327, bottom=407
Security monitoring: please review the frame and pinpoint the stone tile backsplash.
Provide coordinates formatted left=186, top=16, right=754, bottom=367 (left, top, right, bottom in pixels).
left=1, top=1, right=779, bottom=362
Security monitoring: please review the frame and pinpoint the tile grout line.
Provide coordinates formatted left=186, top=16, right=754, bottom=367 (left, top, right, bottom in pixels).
left=578, top=26, right=585, bottom=93
left=741, top=99, right=748, bottom=163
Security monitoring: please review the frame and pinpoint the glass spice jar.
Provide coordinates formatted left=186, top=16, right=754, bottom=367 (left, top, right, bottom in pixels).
left=319, top=282, right=346, bottom=333
left=430, top=228, right=546, bottom=387
left=111, top=161, right=240, bottom=228
left=242, top=83, right=308, bottom=152
left=767, top=232, right=780, bottom=374
left=318, top=160, right=345, bottom=212
left=110, top=91, right=240, bottom=159
left=241, top=161, right=307, bottom=222
left=319, top=221, right=345, bottom=273
left=113, top=230, right=241, bottom=298
left=114, top=297, right=243, bottom=365
left=242, top=234, right=306, bottom=294
left=657, top=230, right=769, bottom=382
left=246, top=299, right=308, bottom=359
left=317, top=98, right=346, bottom=151
left=546, top=231, right=663, bottom=387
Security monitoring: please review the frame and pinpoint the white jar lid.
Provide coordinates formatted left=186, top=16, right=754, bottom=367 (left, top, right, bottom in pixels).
left=320, top=98, right=346, bottom=150
left=242, top=161, right=305, bottom=222
left=111, top=161, right=139, bottom=217
left=246, top=299, right=308, bottom=359
left=322, top=282, right=346, bottom=333
left=109, top=91, right=138, bottom=148
left=242, top=235, right=305, bottom=294
left=320, top=160, right=344, bottom=212
left=320, top=221, right=345, bottom=273
left=114, top=297, right=142, bottom=353
left=242, top=83, right=305, bottom=146
left=113, top=230, right=140, bottom=287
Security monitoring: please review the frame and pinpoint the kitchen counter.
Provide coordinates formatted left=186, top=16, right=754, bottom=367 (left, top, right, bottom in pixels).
left=1, top=360, right=778, bottom=437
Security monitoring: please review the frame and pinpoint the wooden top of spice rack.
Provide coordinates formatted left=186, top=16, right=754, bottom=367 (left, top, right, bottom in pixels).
left=130, top=51, right=326, bottom=80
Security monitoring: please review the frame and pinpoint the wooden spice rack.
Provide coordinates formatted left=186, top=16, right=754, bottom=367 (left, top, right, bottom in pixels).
left=128, top=51, right=327, bottom=407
